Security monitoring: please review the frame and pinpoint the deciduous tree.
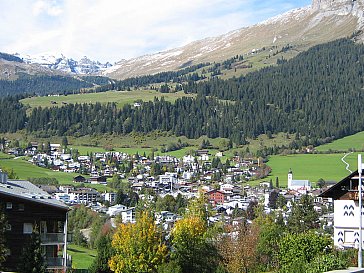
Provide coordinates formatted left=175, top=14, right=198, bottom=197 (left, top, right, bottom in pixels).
left=109, top=211, right=167, bottom=273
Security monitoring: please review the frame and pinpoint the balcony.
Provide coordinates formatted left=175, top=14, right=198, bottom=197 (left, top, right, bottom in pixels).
left=46, top=254, right=72, bottom=269
left=40, top=233, right=72, bottom=245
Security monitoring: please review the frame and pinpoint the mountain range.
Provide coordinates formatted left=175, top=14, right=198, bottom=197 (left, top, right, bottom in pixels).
left=105, top=0, right=364, bottom=79
left=1, top=0, right=364, bottom=80
left=16, top=53, right=112, bottom=75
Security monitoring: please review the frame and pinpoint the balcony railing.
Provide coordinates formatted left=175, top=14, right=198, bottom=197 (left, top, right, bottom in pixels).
left=46, top=254, right=72, bottom=268
left=46, top=257, right=63, bottom=267
left=40, top=233, right=72, bottom=244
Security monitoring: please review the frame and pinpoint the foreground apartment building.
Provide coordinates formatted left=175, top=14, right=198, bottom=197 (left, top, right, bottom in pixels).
left=0, top=172, right=70, bottom=271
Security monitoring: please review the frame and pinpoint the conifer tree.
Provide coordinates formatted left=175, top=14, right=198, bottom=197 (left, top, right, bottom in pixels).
left=18, top=229, right=47, bottom=273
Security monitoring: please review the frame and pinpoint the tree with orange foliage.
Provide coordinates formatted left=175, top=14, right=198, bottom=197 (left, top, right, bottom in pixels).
left=218, top=221, right=260, bottom=273
left=109, top=211, right=168, bottom=273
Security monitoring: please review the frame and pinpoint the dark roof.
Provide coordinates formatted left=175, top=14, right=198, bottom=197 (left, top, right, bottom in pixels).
left=319, top=170, right=357, bottom=200
left=0, top=180, right=69, bottom=211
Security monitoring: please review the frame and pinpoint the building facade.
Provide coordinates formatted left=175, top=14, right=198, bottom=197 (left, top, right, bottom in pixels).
left=320, top=171, right=363, bottom=248
left=0, top=172, right=70, bottom=271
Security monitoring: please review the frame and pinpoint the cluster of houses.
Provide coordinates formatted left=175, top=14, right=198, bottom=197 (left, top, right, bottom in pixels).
left=10, top=142, right=259, bottom=183
left=4, top=140, right=364, bottom=271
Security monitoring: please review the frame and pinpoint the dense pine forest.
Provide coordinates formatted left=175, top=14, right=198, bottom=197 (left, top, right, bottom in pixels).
left=0, top=75, right=111, bottom=96
left=1, top=38, right=364, bottom=146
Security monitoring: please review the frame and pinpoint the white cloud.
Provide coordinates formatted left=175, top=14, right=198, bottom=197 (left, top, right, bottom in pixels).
left=32, top=0, right=63, bottom=16
left=0, top=0, right=311, bottom=62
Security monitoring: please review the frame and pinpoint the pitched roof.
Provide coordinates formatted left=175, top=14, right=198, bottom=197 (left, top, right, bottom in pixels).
left=0, top=180, right=69, bottom=211
left=319, top=170, right=357, bottom=199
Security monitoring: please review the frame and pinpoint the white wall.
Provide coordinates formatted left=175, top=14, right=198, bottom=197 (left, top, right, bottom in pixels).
left=334, top=200, right=364, bottom=248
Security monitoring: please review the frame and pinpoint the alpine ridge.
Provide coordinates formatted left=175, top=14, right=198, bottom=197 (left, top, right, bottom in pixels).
left=17, top=53, right=112, bottom=75
left=104, top=0, right=364, bottom=80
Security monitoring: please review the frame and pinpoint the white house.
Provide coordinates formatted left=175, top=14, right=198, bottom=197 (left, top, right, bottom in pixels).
left=159, top=172, right=177, bottom=185
left=54, top=192, right=70, bottom=203
left=107, top=204, right=136, bottom=223
left=107, top=204, right=128, bottom=216
left=103, top=192, right=117, bottom=204
left=183, top=155, right=195, bottom=164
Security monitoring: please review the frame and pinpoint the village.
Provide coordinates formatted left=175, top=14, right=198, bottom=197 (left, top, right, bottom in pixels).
left=3, top=140, right=334, bottom=232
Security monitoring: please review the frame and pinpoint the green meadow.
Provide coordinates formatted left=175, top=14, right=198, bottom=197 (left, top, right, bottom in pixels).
left=316, top=131, right=364, bottom=152
left=265, top=153, right=358, bottom=187
left=21, top=90, right=195, bottom=110
left=0, top=153, right=111, bottom=191
left=0, top=155, right=75, bottom=183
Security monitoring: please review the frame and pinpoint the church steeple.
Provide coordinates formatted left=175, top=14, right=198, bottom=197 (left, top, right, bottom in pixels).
left=288, top=168, right=293, bottom=189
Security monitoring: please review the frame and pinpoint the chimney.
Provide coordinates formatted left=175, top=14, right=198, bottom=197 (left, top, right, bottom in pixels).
left=0, top=172, right=8, bottom=184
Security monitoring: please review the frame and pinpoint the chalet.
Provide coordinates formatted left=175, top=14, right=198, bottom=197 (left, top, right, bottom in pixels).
left=90, top=175, right=107, bottom=184
left=206, top=189, right=225, bottom=205
left=0, top=172, right=71, bottom=271
left=73, top=175, right=86, bottom=183
left=320, top=170, right=362, bottom=248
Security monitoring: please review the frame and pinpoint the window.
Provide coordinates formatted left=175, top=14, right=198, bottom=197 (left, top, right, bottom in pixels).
left=6, top=202, right=12, bottom=209
left=344, top=230, right=354, bottom=243
left=23, top=223, right=33, bottom=234
left=18, top=203, right=24, bottom=211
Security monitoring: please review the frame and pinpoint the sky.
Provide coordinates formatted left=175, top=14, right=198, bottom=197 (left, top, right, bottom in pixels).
left=0, top=0, right=311, bottom=63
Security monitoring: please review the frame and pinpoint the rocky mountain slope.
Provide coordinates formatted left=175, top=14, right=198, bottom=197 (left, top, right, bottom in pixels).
left=0, top=52, right=113, bottom=80
left=16, top=53, right=112, bottom=75
left=104, top=0, right=364, bottom=79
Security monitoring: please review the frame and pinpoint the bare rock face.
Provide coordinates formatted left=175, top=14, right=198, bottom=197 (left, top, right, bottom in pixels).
left=312, top=0, right=362, bottom=12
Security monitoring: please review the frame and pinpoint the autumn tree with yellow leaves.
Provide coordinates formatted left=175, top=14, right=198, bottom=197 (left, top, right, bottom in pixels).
left=109, top=211, right=168, bottom=273
left=170, top=193, right=220, bottom=273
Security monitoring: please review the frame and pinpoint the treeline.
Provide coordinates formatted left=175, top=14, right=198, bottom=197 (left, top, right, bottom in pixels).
left=21, top=87, right=356, bottom=145
left=2, top=38, right=364, bottom=146
left=25, top=96, right=250, bottom=144
left=0, top=75, right=111, bottom=97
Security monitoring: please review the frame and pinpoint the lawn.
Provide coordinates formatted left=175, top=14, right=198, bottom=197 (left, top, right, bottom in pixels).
left=265, top=153, right=355, bottom=187
left=67, top=244, right=97, bottom=269
left=315, top=131, right=364, bottom=152
left=0, top=155, right=75, bottom=183
left=21, top=90, right=196, bottom=110
left=0, top=153, right=111, bottom=191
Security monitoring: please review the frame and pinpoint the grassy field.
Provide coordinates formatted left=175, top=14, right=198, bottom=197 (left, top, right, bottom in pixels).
left=265, top=153, right=357, bottom=187
left=67, top=244, right=97, bottom=269
left=0, top=153, right=111, bottom=191
left=21, top=90, right=195, bottom=110
left=316, top=131, right=364, bottom=152
left=0, top=155, right=76, bottom=183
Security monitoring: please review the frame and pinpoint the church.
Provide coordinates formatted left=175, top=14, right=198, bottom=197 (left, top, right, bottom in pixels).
left=287, top=169, right=312, bottom=193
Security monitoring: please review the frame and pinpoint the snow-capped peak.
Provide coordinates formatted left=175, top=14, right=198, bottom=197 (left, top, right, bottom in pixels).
left=14, top=52, right=112, bottom=75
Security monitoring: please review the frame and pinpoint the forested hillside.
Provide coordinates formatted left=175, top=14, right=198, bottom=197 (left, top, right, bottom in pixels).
left=2, top=39, right=364, bottom=146
left=0, top=75, right=111, bottom=96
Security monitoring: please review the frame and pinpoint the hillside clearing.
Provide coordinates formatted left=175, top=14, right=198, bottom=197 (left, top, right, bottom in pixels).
left=21, top=90, right=196, bottom=110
